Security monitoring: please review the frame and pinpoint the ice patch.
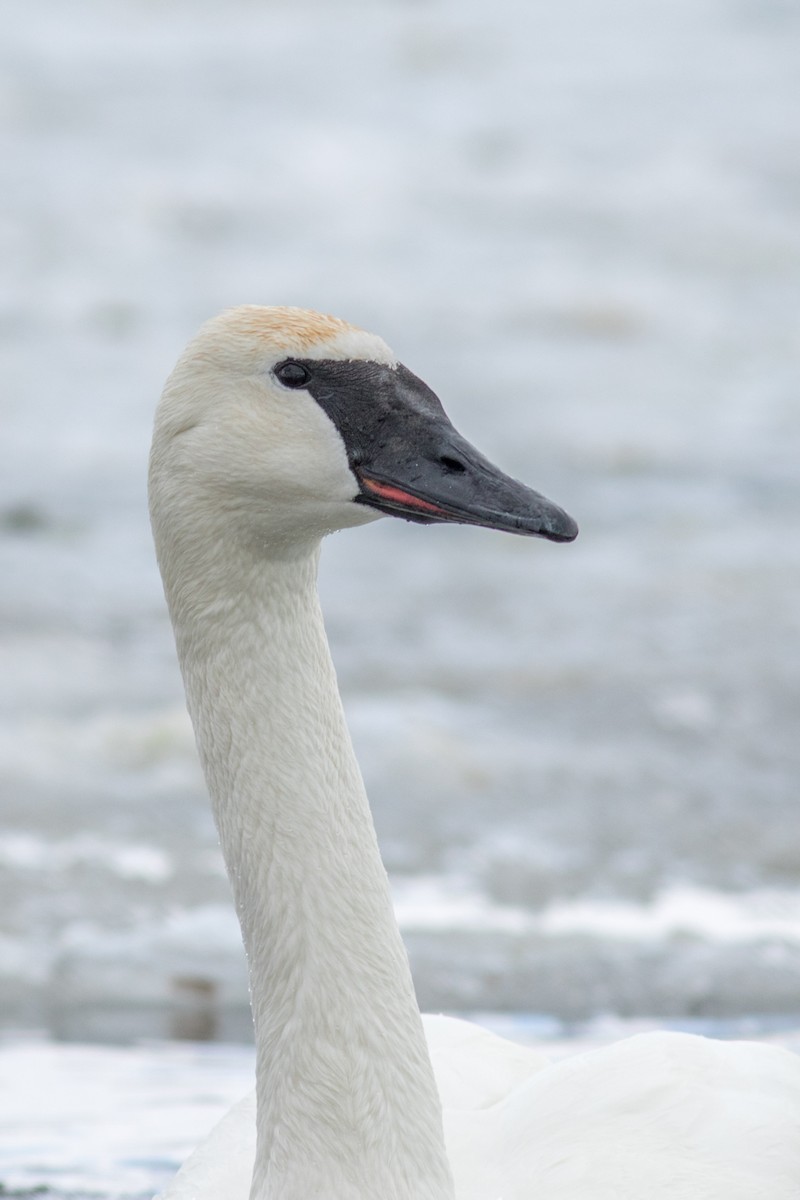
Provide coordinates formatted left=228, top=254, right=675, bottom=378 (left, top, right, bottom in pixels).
left=393, top=874, right=530, bottom=933
left=0, top=832, right=174, bottom=882
left=394, top=875, right=800, bottom=946
left=541, top=886, right=800, bottom=944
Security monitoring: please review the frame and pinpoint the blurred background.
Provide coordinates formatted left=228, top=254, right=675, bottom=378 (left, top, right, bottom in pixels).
left=1, top=0, right=800, bottom=1190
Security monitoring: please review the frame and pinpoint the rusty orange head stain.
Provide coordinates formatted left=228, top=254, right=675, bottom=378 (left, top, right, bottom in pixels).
left=218, top=306, right=361, bottom=351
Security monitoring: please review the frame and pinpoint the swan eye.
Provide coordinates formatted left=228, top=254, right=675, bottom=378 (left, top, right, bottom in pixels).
left=274, top=360, right=312, bottom=389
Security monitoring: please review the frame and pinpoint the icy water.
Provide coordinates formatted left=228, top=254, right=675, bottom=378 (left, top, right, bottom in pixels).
left=2, top=5, right=800, bottom=1186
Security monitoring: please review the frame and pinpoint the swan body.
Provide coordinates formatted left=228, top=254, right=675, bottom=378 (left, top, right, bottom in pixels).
left=161, top=1019, right=800, bottom=1200
left=150, top=306, right=800, bottom=1200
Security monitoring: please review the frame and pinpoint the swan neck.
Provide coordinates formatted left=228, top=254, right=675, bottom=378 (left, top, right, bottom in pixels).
left=165, top=542, right=454, bottom=1200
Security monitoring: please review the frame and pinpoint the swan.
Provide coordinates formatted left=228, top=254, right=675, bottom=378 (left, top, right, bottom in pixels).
left=149, top=305, right=800, bottom=1200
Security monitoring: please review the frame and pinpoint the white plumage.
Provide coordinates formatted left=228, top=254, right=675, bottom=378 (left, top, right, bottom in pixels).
left=149, top=307, right=800, bottom=1200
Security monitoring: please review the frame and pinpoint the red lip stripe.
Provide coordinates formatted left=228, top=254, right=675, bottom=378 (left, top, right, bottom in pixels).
left=360, top=476, right=449, bottom=516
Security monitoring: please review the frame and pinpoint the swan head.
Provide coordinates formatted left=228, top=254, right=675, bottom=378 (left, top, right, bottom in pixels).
left=149, top=305, right=578, bottom=557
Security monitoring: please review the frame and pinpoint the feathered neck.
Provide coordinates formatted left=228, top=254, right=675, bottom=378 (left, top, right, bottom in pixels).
left=153, top=525, right=455, bottom=1200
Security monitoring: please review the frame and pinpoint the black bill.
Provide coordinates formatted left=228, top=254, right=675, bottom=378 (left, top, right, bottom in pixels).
left=278, top=357, right=578, bottom=544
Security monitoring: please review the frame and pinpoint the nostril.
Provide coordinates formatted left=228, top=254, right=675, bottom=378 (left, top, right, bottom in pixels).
left=439, top=455, right=466, bottom=474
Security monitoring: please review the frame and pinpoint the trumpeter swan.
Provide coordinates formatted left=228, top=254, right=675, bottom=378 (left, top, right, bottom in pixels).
left=149, top=306, right=800, bottom=1200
